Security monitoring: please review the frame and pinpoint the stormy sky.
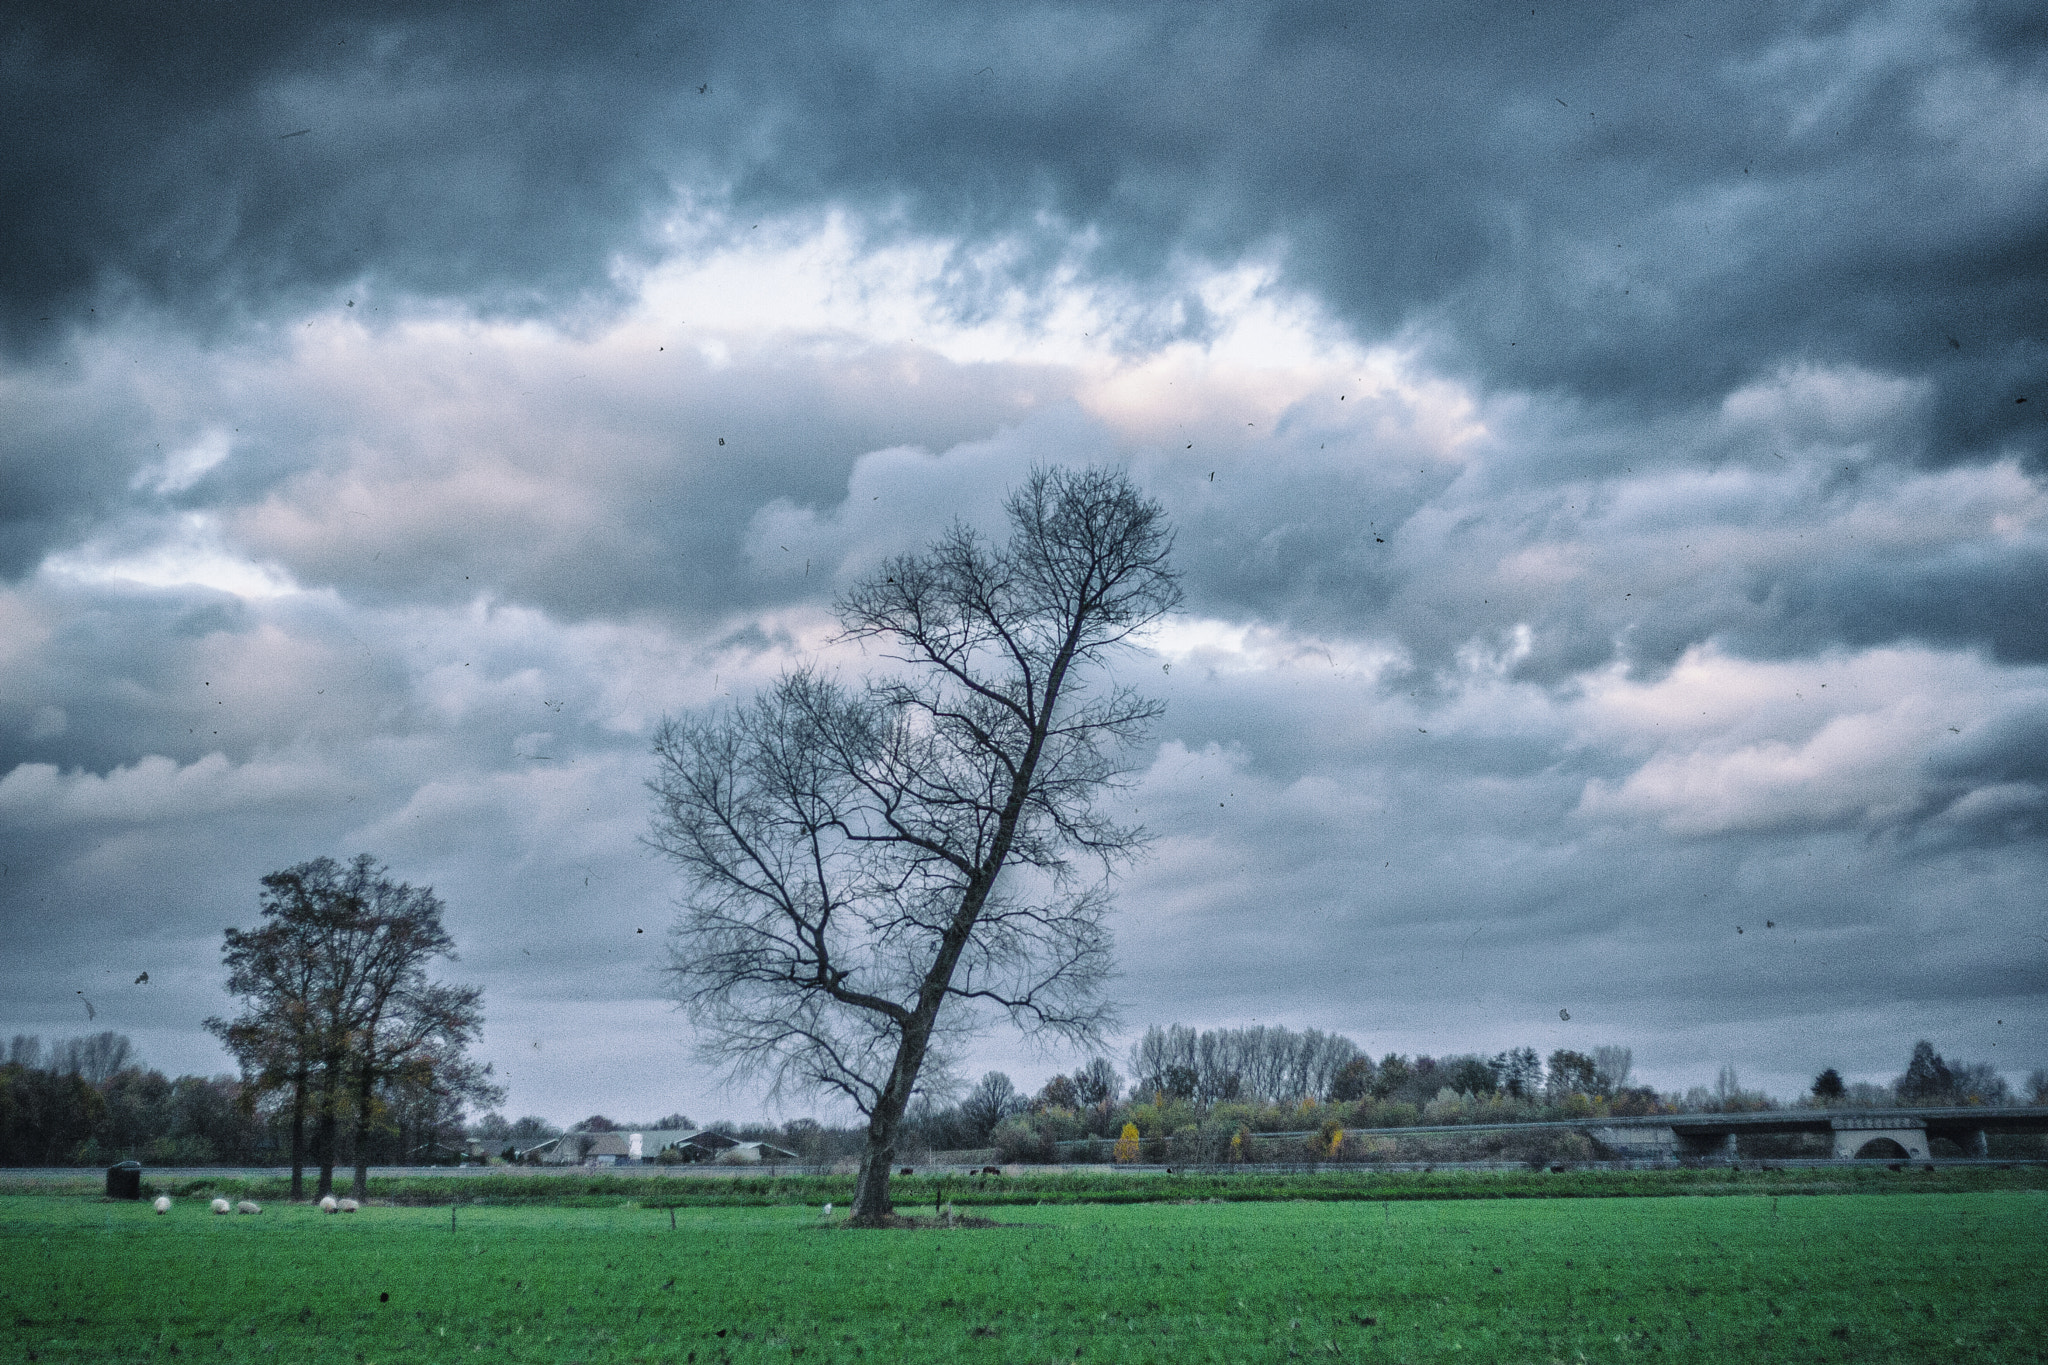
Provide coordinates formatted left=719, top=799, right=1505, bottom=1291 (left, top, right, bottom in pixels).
left=3, top=0, right=2044, bottom=1126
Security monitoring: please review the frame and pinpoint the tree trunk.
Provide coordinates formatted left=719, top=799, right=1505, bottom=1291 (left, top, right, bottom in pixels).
left=288, top=1068, right=307, bottom=1200
left=850, top=1015, right=946, bottom=1224
left=313, top=1056, right=341, bottom=1198
left=350, top=1063, right=375, bottom=1200
left=849, top=1113, right=902, bottom=1223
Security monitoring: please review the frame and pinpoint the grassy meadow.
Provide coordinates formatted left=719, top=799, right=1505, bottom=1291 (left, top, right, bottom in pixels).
left=3, top=1190, right=2044, bottom=1363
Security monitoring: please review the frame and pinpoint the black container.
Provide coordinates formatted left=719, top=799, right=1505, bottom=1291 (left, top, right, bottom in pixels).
left=105, top=1160, right=142, bottom=1200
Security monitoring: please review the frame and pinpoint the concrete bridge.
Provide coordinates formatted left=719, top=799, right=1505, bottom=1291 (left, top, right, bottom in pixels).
left=1586, top=1105, right=2048, bottom=1162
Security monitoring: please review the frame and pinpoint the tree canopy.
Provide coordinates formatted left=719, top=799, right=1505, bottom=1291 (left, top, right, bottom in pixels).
left=206, top=855, right=496, bottom=1198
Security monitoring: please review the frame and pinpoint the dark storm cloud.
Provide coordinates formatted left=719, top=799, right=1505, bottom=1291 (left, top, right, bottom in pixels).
left=15, top=0, right=2042, bottom=454
left=1116, top=358, right=2047, bottom=682
left=6, top=0, right=2045, bottom=1118
left=14, top=0, right=2044, bottom=669
left=227, top=341, right=1076, bottom=626
left=3, top=0, right=687, bottom=347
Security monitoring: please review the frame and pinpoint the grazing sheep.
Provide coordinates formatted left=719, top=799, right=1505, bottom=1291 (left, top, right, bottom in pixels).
left=319, top=1195, right=338, bottom=1213
left=336, top=1199, right=359, bottom=1213
left=236, top=1200, right=262, bottom=1215
left=153, top=1196, right=171, bottom=1214
left=211, top=1198, right=231, bottom=1215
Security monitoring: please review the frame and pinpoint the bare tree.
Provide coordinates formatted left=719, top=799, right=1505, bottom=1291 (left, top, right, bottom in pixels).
left=1592, top=1045, right=1633, bottom=1095
left=959, top=1071, right=1024, bottom=1142
left=50, top=1032, right=133, bottom=1084
left=1131, top=1022, right=1361, bottom=1103
left=650, top=466, right=1178, bottom=1223
left=1074, top=1056, right=1122, bottom=1108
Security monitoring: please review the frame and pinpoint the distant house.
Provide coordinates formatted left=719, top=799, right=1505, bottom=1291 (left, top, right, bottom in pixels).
left=512, top=1135, right=564, bottom=1163
left=671, top=1130, right=739, bottom=1162
left=583, top=1133, right=635, bottom=1164
left=538, top=1128, right=776, bottom=1166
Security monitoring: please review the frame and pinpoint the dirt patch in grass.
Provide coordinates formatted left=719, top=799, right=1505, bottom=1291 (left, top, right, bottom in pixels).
left=831, top=1212, right=1011, bottom=1229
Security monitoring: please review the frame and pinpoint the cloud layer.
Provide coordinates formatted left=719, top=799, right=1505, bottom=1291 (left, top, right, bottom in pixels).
left=2, top=0, right=2043, bottom=1120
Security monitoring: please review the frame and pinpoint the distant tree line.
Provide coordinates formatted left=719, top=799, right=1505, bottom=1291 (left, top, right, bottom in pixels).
left=0, top=1028, right=503, bottom=1170
left=882, top=1027, right=2045, bottom=1165
left=0, top=1032, right=269, bottom=1167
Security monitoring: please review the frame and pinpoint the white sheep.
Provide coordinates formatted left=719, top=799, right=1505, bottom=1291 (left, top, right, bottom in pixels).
left=211, top=1198, right=231, bottom=1215
left=236, top=1200, right=262, bottom=1215
left=336, top=1198, right=359, bottom=1213
left=319, top=1195, right=338, bottom=1213
left=152, top=1196, right=172, bottom=1214
left=820, top=1202, right=832, bottom=1222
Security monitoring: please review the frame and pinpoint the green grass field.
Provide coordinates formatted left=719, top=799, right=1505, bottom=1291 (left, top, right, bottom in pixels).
left=4, top=1192, right=2043, bottom=1363
left=13, top=1161, right=2048, bottom=1208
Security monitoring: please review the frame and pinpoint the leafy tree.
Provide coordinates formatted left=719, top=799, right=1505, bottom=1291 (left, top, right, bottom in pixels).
left=2027, top=1069, right=2048, bottom=1105
left=1546, top=1049, right=1599, bottom=1099
left=651, top=468, right=1179, bottom=1224
left=1489, top=1048, right=1542, bottom=1099
left=206, top=872, right=333, bottom=1198
left=1329, top=1056, right=1376, bottom=1103
left=1034, top=1073, right=1082, bottom=1111
left=1896, top=1040, right=1956, bottom=1104
left=1438, top=1054, right=1496, bottom=1097
left=1158, top=1064, right=1199, bottom=1102
left=209, top=855, right=491, bottom=1198
left=1607, top=1085, right=1663, bottom=1117
left=1811, top=1067, right=1846, bottom=1102
left=346, top=980, right=497, bottom=1195
left=0, top=1062, right=104, bottom=1165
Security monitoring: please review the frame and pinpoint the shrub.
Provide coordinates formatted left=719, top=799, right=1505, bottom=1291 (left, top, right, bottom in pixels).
left=992, top=1115, right=1052, bottom=1164
left=1373, top=1102, right=1419, bottom=1128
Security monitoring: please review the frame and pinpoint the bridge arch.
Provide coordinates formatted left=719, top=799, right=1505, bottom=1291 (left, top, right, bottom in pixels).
left=1852, top=1137, right=1911, bottom=1160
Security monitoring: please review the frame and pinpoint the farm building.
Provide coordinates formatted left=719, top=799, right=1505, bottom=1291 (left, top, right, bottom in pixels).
left=531, top=1128, right=796, bottom=1166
